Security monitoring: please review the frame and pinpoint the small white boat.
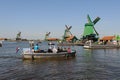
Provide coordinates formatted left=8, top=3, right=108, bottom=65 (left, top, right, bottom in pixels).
left=22, top=48, right=76, bottom=60
left=83, top=40, right=120, bottom=49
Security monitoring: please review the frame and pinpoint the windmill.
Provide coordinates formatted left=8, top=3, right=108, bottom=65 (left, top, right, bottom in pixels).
left=45, top=32, right=51, bottom=40
left=82, top=14, right=100, bottom=42
left=62, top=25, right=78, bottom=42
left=16, top=32, right=21, bottom=40
left=62, top=25, right=72, bottom=41
left=44, top=32, right=59, bottom=41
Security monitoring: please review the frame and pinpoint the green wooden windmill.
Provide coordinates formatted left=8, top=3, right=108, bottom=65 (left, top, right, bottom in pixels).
left=63, top=25, right=72, bottom=40
left=62, top=25, right=78, bottom=42
left=82, top=15, right=100, bottom=42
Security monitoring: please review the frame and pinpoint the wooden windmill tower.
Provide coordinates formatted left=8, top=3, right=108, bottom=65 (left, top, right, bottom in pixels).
left=82, top=14, right=100, bottom=42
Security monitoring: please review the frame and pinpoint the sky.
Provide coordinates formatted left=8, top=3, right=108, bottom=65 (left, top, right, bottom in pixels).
left=0, top=0, right=120, bottom=40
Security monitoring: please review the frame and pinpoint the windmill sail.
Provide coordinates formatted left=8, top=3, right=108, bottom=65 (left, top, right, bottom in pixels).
left=93, top=17, right=100, bottom=25
left=93, top=26, right=99, bottom=35
left=87, top=15, right=92, bottom=23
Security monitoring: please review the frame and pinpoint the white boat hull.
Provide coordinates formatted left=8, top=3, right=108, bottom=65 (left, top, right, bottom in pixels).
left=22, top=48, right=76, bottom=60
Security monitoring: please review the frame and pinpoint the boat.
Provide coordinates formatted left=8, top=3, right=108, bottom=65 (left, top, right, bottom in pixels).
left=22, top=48, right=76, bottom=60
left=83, top=40, right=120, bottom=49
left=84, top=44, right=120, bottom=49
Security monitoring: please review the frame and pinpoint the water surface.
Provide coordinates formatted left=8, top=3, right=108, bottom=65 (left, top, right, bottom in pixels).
left=0, top=41, right=120, bottom=80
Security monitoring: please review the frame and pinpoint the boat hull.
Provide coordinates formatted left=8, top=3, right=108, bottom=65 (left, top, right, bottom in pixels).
left=22, top=48, right=76, bottom=60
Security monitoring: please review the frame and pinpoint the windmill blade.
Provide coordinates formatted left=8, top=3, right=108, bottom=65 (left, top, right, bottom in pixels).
left=93, top=17, right=100, bottom=25
left=46, top=32, right=50, bottom=36
left=65, top=25, right=72, bottom=30
left=68, top=26, right=73, bottom=35
left=65, top=25, right=67, bottom=27
left=17, top=32, right=21, bottom=37
left=87, top=14, right=92, bottom=23
left=65, top=25, right=69, bottom=30
left=93, top=26, right=99, bottom=35
left=48, top=32, right=50, bottom=35
left=68, top=26, right=72, bottom=30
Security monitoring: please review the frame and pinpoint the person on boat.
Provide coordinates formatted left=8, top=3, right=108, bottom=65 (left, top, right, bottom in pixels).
left=48, top=45, right=52, bottom=52
left=63, top=47, right=67, bottom=52
left=52, top=46, right=58, bottom=53
left=57, top=47, right=60, bottom=52
left=29, top=40, right=34, bottom=47
left=34, top=44, right=40, bottom=53
left=32, top=47, right=34, bottom=52
left=67, top=47, right=71, bottom=53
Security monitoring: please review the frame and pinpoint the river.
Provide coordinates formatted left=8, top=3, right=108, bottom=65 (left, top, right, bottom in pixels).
left=0, top=41, right=120, bottom=80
